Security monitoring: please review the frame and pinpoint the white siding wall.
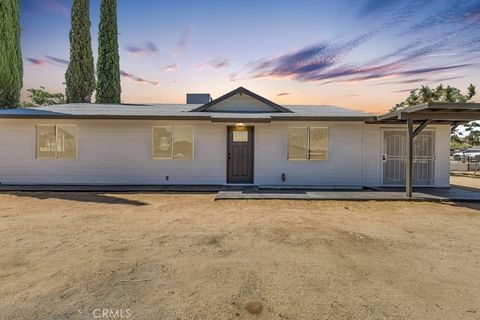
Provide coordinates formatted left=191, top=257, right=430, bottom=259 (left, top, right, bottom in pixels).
left=0, top=119, right=451, bottom=186
left=363, top=124, right=451, bottom=187
left=254, top=122, right=364, bottom=186
left=0, top=119, right=227, bottom=185
left=208, top=94, right=277, bottom=112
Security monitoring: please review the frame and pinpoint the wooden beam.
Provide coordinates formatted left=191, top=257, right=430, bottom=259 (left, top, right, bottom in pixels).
left=406, top=118, right=414, bottom=198
left=412, top=119, right=431, bottom=138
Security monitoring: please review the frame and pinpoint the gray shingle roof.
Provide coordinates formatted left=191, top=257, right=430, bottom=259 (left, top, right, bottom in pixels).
left=0, top=103, right=376, bottom=121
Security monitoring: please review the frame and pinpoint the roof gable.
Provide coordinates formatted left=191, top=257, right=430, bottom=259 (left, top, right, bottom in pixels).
left=189, top=87, right=293, bottom=113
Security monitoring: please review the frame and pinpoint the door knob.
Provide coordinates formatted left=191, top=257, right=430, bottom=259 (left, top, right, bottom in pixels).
left=228, top=153, right=232, bottom=160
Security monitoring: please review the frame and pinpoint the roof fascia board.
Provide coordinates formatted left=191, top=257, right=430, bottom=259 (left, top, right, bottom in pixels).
left=271, top=116, right=376, bottom=121
left=399, top=111, right=480, bottom=121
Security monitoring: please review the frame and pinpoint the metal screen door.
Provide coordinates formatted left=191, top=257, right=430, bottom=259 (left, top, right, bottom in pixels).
left=383, top=130, right=435, bottom=186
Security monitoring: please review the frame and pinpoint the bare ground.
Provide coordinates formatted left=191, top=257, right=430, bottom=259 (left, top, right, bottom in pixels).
left=451, top=171, right=480, bottom=190
left=0, top=193, right=479, bottom=320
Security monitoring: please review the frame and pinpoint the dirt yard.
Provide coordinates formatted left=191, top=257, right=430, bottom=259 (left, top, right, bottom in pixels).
left=451, top=171, right=480, bottom=190
left=0, top=193, right=479, bottom=320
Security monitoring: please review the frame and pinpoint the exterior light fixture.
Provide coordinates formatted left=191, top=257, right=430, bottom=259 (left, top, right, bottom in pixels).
left=236, top=123, right=245, bottom=127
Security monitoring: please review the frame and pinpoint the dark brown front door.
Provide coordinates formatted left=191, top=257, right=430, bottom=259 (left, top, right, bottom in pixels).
left=227, top=126, right=254, bottom=183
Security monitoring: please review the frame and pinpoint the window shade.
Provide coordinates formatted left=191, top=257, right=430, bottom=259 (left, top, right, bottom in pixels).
left=173, top=126, right=194, bottom=160
left=152, top=126, right=173, bottom=159
left=309, top=127, right=328, bottom=160
left=56, top=125, right=77, bottom=159
left=288, top=127, right=308, bottom=160
left=36, top=125, right=57, bottom=159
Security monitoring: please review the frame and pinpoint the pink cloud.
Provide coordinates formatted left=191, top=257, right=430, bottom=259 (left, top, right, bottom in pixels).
left=44, top=0, right=69, bottom=17
left=120, top=70, right=160, bottom=87
left=26, top=58, right=48, bottom=67
left=124, top=41, right=158, bottom=57
left=194, top=63, right=205, bottom=72
left=163, top=63, right=179, bottom=72
left=174, top=28, right=192, bottom=56
left=27, top=56, right=70, bottom=68
left=209, top=57, right=230, bottom=69
left=194, top=57, right=231, bottom=72
left=465, top=10, right=480, bottom=22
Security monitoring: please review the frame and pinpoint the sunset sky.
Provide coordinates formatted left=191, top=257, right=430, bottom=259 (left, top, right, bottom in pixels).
left=21, top=0, right=480, bottom=114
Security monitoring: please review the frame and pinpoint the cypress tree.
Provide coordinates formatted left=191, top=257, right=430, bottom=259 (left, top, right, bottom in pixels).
left=96, top=0, right=121, bottom=103
left=0, top=0, right=23, bottom=108
left=65, top=0, right=95, bottom=103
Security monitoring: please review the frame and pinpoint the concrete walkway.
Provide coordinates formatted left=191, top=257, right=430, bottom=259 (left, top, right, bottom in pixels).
left=1, top=184, right=480, bottom=201
left=215, top=187, right=480, bottom=201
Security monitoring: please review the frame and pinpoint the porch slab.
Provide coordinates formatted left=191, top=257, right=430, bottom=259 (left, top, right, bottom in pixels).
left=215, top=187, right=480, bottom=201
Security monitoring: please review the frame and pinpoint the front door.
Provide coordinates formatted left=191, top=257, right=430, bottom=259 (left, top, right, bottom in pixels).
left=227, top=126, right=254, bottom=183
left=382, top=130, right=435, bottom=186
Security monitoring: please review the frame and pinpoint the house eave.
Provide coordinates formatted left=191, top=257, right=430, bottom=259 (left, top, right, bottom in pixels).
left=0, top=114, right=377, bottom=122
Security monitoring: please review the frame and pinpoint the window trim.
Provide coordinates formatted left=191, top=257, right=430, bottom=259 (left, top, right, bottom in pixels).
left=36, top=124, right=77, bottom=160
left=152, top=126, right=194, bottom=160
left=287, top=126, right=329, bottom=161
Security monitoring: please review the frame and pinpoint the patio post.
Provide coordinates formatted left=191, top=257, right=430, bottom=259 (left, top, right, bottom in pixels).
left=406, top=118, right=414, bottom=198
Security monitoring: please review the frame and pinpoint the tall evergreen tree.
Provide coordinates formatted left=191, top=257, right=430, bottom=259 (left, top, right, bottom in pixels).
left=96, top=0, right=121, bottom=103
left=0, top=0, right=23, bottom=108
left=65, top=0, right=95, bottom=103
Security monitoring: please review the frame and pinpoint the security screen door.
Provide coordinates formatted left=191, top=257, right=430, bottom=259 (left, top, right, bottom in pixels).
left=382, top=130, right=435, bottom=186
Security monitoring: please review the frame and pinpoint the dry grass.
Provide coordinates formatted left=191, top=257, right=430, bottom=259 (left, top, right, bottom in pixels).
left=0, top=192, right=479, bottom=319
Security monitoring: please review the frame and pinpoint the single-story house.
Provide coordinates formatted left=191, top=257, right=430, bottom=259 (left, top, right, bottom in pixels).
left=1, top=87, right=479, bottom=195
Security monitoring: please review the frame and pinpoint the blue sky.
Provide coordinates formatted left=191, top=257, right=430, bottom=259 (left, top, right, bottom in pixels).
left=21, top=0, right=480, bottom=113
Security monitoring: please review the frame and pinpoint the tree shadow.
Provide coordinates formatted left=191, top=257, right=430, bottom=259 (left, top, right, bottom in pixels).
left=3, top=191, right=149, bottom=206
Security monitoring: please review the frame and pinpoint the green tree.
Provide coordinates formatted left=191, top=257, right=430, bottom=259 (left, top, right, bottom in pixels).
left=96, top=0, right=121, bottom=103
left=65, top=0, right=95, bottom=103
left=23, top=87, right=65, bottom=106
left=0, top=0, right=22, bottom=108
left=391, top=84, right=477, bottom=112
left=464, top=122, right=480, bottom=146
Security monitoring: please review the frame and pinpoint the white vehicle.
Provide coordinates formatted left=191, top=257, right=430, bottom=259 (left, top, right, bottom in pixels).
left=453, top=149, right=480, bottom=161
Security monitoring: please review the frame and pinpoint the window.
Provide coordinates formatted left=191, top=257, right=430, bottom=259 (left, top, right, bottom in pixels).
left=152, top=126, right=173, bottom=159
left=233, top=131, right=248, bottom=142
left=287, top=127, right=308, bottom=160
left=288, top=127, right=328, bottom=160
left=173, top=126, right=194, bottom=160
left=36, top=125, right=77, bottom=159
left=309, top=127, right=328, bottom=160
left=153, top=126, right=194, bottom=160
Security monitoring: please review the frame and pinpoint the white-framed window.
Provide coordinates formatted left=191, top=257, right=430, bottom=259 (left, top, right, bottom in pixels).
left=36, top=125, right=77, bottom=159
left=288, top=127, right=328, bottom=160
left=152, top=126, right=194, bottom=160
